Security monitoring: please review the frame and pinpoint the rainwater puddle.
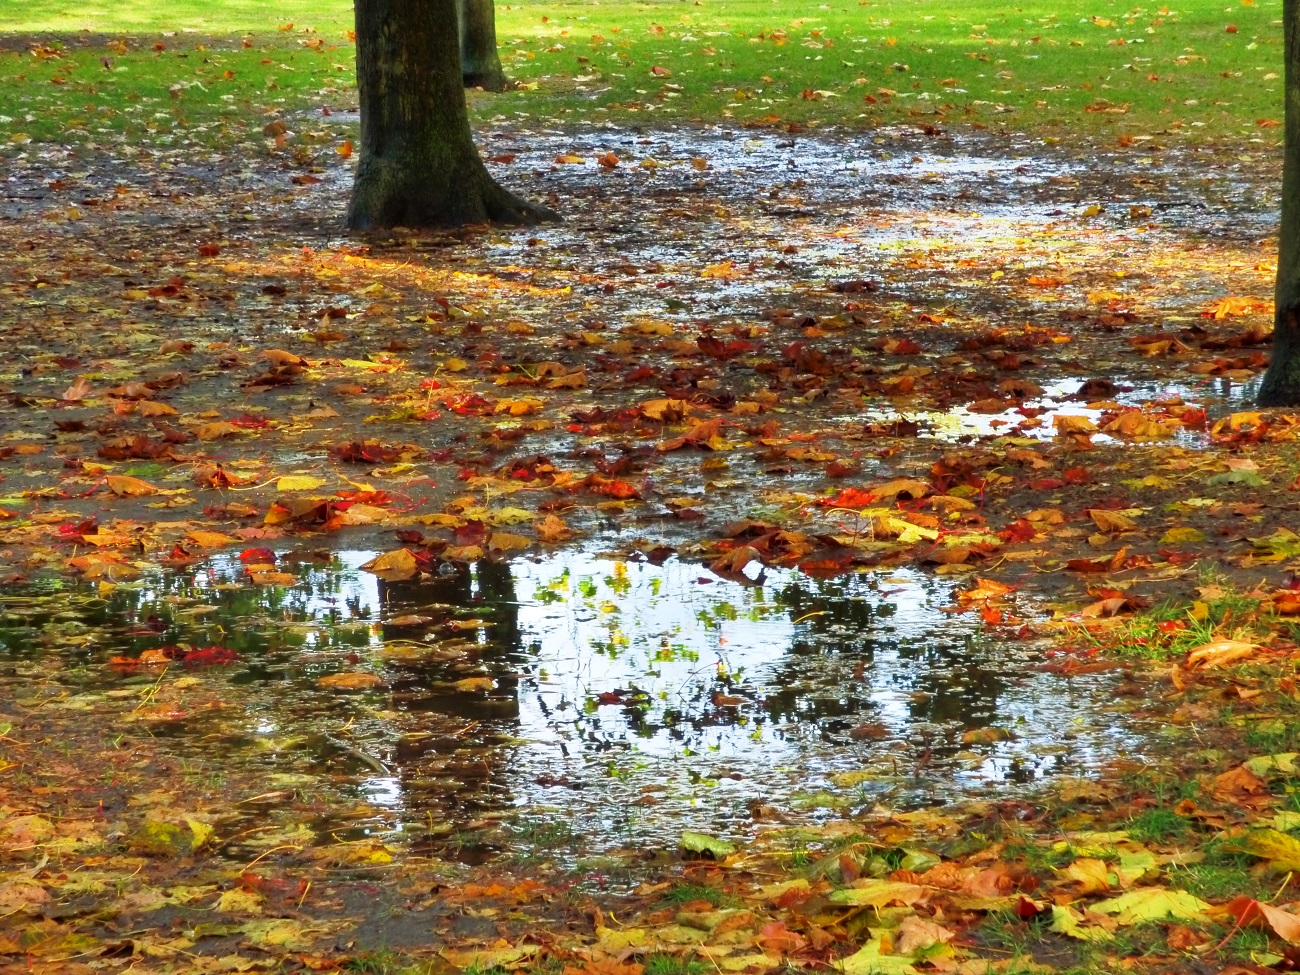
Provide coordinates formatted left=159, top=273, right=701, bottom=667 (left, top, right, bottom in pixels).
left=0, top=551, right=1142, bottom=861
left=848, top=375, right=1258, bottom=445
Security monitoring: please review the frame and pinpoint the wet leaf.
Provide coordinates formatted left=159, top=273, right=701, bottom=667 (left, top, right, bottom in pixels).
left=277, top=475, right=327, bottom=491
left=360, top=549, right=419, bottom=580
left=317, top=673, right=383, bottom=691
left=1185, top=639, right=1263, bottom=669
left=105, top=474, right=160, bottom=496
left=681, top=831, right=736, bottom=857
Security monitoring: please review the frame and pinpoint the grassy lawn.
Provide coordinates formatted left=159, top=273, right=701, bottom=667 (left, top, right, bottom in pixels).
left=0, top=0, right=1284, bottom=150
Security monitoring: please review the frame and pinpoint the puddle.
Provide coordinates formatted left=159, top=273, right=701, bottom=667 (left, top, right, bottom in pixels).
left=847, top=375, right=1259, bottom=445
left=0, top=550, right=1142, bottom=861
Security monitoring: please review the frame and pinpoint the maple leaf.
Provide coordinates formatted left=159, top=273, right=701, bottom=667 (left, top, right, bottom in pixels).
left=711, top=545, right=763, bottom=575
left=536, top=514, right=573, bottom=543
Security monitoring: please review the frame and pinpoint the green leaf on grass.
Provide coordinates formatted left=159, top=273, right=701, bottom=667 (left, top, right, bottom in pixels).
left=1090, top=887, right=1210, bottom=924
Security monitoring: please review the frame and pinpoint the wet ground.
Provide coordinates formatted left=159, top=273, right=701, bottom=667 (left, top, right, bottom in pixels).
left=0, top=550, right=1142, bottom=865
left=0, top=121, right=1287, bottom=879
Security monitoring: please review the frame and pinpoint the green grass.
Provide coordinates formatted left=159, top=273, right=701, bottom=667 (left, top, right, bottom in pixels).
left=1085, top=585, right=1267, bottom=661
left=1125, top=806, right=1193, bottom=844
left=0, top=0, right=1285, bottom=152
left=644, top=955, right=710, bottom=975
left=661, top=882, right=738, bottom=907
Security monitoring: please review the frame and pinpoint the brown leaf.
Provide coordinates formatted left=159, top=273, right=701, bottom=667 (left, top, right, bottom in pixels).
left=1088, top=509, right=1139, bottom=533
left=535, top=514, right=573, bottom=543
left=105, top=474, right=160, bottom=496
left=711, top=545, right=763, bottom=575
left=895, top=915, right=955, bottom=954
left=193, top=421, right=242, bottom=441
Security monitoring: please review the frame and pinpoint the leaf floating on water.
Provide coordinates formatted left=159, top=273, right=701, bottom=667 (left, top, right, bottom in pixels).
left=317, top=673, right=383, bottom=691
left=451, top=676, right=495, bottom=692
left=360, top=549, right=419, bottom=581
left=681, top=831, right=736, bottom=858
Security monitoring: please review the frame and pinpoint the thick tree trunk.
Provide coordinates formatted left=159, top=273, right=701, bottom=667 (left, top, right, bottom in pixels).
left=348, top=0, right=556, bottom=230
left=1260, top=0, right=1300, bottom=405
left=459, top=0, right=509, bottom=91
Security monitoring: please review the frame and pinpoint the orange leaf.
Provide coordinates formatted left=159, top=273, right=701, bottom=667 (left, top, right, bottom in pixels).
left=105, top=475, right=160, bottom=496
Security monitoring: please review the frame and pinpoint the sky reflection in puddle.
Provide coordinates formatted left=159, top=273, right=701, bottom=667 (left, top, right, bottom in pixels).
left=0, top=551, right=1142, bottom=855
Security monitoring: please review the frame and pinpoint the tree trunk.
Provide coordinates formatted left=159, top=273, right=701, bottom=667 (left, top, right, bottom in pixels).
left=1260, top=0, right=1300, bottom=404
left=348, top=0, right=556, bottom=230
left=459, top=0, right=509, bottom=91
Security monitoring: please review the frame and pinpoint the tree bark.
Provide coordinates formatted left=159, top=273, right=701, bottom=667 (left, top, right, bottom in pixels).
left=459, top=0, right=509, bottom=91
left=1260, top=0, right=1300, bottom=404
left=348, top=0, right=557, bottom=230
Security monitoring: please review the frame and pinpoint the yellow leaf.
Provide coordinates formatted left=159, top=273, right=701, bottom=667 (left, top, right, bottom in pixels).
left=186, top=531, right=236, bottom=548
left=442, top=358, right=469, bottom=372
left=1058, top=857, right=1113, bottom=894
left=360, top=549, right=419, bottom=579
left=105, top=475, right=160, bottom=496
left=277, top=475, right=327, bottom=491
left=488, top=532, right=531, bottom=553
left=494, top=398, right=543, bottom=416
left=1053, top=414, right=1098, bottom=436
left=1235, top=829, right=1300, bottom=871
left=452, top=676, right=496, bottom=692
left=1049, top=905, right=1114, bottom=942
left=1090, top=887, right=1210, bottom=924
left=827, top=879, right=928, bottom=908
left=216, top=888, right=264, bottom=914
left=835, top=935, right=917, bottom=975
left=440, top=946, right=539, bottom=970
left=1089, top=509, right=1139, bottom=533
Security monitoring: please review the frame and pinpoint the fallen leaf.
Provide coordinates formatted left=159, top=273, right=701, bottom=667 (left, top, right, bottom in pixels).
left=105, top=475, right=160, bottom=496
left=1186, top=639, right=1263, bottom=669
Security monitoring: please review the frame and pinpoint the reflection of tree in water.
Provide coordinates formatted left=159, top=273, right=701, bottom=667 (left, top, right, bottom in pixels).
left=376, top=559, right=526, bottom=834
left=754, top=573, right=1009, bottom=753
